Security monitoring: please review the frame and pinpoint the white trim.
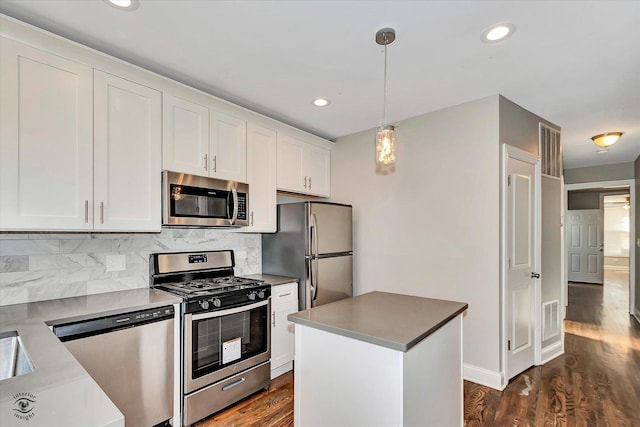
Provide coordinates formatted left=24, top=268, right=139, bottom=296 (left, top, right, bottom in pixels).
left=565, top=179, right=636, bottom=316
left=500, top=144, right=542, bottom=381
left=271, top=361, right=293, bottom=380
left=604, top=265, right=630, bottom=271
left=634, top=306, right=640, bottom=324
left=463, top=364, right=506, bottom=391
left=540, top=340, right=564, bottom=365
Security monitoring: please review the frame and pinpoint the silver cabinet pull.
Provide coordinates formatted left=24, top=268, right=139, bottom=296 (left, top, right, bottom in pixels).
left=272, top=312, right=276, bottom=327
left=84, top=200, right=89, bottom=223
left=304, top=176, right=307, bottom=188
left=204, top=154, right=208, bottom=170
left=213, top=155, right=217, bottom=173
left=250, top=211, right=254, bottom=226
left=100, top=202, right=104, bottom=224
left=279, top=292, right=292, bottom=298
left=308, top=176, right=312, bottom=189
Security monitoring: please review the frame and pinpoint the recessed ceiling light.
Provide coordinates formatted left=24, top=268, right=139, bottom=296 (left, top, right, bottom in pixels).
left=481, top=23, right=516, bottom=43
left=312, top=98, right=330, bottom=107
left=104, top=0, right=140, bottom=11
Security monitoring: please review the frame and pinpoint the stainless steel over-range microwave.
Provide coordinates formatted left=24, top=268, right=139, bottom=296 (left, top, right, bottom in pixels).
left=162, top=171, right=249, bottom=227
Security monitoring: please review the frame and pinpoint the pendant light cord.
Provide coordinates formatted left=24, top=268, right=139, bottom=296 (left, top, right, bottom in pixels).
left=383, top=32, right=388, bottom=125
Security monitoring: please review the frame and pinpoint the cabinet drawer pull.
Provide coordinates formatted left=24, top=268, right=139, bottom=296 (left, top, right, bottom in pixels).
left=279, top=292, right=292, bottom=298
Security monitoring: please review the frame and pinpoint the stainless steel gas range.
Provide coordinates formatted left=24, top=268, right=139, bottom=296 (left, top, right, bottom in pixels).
left=150, top=250, right=271, bottom=426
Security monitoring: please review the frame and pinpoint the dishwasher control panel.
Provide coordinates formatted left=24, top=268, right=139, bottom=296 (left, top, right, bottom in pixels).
left=53, top=306, right=175, bottom=342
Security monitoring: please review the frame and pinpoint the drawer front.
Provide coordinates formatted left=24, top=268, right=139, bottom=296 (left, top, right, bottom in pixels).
left=272, top=282, right=298, bottom=306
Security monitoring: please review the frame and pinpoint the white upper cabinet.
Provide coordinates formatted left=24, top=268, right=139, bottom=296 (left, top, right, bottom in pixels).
left=277, top=132, right=331, bottom=197
left=245, top=123, right=277, bottom=232
left=0, top=37, right=94, bottom=230
left=93, top=70, right=162, bottom=232
left=162, top=94, right=210, bottom=176
left=209, top=111, right=247, bottom=183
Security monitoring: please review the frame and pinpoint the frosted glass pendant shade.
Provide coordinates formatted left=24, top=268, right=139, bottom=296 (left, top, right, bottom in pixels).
left=376, top=125, right=396, bottom=165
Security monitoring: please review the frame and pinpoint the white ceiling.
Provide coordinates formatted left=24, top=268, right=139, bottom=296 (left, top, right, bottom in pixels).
left=1, top=0, right=639, bottom=169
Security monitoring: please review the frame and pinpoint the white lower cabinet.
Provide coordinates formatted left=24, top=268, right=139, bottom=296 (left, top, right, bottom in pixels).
left=270, top=282, right=298, bottom=379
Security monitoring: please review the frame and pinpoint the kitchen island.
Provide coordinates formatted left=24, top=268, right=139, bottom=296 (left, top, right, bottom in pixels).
left=288, top=291, right=468, bottom=427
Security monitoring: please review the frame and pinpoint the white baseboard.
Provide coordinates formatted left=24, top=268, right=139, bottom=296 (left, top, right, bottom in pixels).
left=540, top=340, right=564, bottom=365
left=271, top=360, right=293, bottom=380
left=463, top=364, right=505, bottom=391
left=633, top=307, right=640, bottom=324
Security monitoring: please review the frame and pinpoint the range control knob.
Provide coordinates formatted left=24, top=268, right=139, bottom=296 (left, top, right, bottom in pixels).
left=212, top=298, right=222, bottom=308
left=199, top=300, right=210, bottom=310
left=248, top=292, right=256, bottom=301
left=257, top=290, right=265, bottom=299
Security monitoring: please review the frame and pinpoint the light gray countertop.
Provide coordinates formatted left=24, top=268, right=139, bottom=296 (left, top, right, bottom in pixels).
left=0, top=289, right=181, bottom=427
left=288, top=291, right=468, bottom=352
left=241, top=274, right=298, bottom=286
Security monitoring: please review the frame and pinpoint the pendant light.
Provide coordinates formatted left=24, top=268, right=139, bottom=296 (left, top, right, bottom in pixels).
left=375, top=28, right=396, bottom=166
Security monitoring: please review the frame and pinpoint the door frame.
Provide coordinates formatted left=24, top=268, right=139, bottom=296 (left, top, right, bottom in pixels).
left=500, top=144, right=542, bottom=387
left=564, top=179, right=636, bottom=319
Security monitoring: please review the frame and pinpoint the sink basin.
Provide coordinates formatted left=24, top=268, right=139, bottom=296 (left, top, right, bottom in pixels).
left=0, top=331, right=36, bottom=380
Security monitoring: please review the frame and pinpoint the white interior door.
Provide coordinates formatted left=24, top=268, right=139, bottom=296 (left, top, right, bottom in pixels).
left=566, top=209, right=604, bottom=284
left=506, top=152, right=539, bottom=380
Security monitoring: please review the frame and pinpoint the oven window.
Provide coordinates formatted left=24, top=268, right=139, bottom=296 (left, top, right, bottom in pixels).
left=191, top=304, right=268, bottom=379
left=171, top=184, right=229, bottom=219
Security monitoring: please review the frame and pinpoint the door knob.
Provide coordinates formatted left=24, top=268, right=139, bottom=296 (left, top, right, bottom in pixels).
left=531, top=272, right=540, bottom=279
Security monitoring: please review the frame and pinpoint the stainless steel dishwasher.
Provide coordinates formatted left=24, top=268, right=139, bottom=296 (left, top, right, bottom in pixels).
left=53, top=306, right=175, bottom=427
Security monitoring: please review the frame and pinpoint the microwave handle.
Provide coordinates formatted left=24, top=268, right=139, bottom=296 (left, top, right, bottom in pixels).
left=229, top=187, right=239, bottom=225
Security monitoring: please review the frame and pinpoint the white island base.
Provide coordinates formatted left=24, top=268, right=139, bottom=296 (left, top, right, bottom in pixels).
left=294, top=314, right=463, bottom=427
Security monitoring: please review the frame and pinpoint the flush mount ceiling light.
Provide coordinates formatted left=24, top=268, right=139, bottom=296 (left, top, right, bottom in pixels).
left=481, top=23, right=516, bottom=43
left=591, top=132, right=623, bottom=147
left=104, top=0, right=140, bottom=11
left=312, top=98, right=330, bottom=107
left=375, top=28, right=397, bottom=167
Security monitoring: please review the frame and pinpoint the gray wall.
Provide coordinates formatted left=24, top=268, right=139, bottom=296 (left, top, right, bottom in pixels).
left=568, top=191, right=601, bottom=210
left=541, top=176, right=562, bottom=347
left=330, top=95, right=502, bottom=376
left=636, top=155, right=640, bottom=317
left=564, top=162, right=635, bottom=184
left=0, top=229, right=261, bottom=306
left=499, top=95, right=560, bottom=155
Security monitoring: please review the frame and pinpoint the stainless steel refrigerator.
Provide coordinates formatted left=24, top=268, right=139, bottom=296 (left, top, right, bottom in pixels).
left=262, top=202, right=352, bottom=310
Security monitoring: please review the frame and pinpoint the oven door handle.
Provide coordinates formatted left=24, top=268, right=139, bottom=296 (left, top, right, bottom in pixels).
left=191, top=299, right=269, bottom=321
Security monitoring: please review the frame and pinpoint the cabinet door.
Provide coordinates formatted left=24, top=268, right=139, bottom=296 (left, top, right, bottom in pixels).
left=277, top=134, right=306, bottom=193
left=305, top=145, right=331, bottom=197
left=209, top=111, right=247, bottom=182
left=93, top=70, right=162, bottom=231
left=162, top=94, right=209, bottom=176
left=0, top=37, right=93, bottom=230
left=271, top=302, right=297, bottom=370
left=245, top=123, right=277, bottom=232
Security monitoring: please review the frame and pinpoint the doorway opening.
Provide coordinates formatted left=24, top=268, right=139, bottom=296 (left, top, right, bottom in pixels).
left=564, top=180, right=635, bottom=321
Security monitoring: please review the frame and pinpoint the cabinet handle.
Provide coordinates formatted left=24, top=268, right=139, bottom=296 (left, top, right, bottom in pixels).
left=304, top=176, right=307, bottom=188
left=84, top=200, right=89, bottom=223
left=250, top=211, right=254, bottom=226
left=279, top=292, right=292, bottom=298
left=204, top=154, right=208, bottom=171
left=272, top=312, right=276, bottom=327
left=100, top=202, right=104, bottom=224
left=308, top=176, right=312, bottom=189
left=213, top=155, right=217, bottom=173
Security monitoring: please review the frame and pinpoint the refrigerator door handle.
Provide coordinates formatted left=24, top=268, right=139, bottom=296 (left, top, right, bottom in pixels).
left=310, top=213, right=319, bottom=301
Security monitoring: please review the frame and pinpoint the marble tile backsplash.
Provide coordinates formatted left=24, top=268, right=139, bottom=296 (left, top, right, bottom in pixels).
left=0, top=228, right=261, bottom=306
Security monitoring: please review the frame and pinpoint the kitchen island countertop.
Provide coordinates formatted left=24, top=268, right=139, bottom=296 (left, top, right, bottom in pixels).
left=0, top=289, right=181, bottom=427
left=288, top=291, right=468, bottom=352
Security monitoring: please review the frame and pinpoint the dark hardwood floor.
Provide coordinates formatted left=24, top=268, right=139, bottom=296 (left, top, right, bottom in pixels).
left=196, top=270, right=640, bottom=427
